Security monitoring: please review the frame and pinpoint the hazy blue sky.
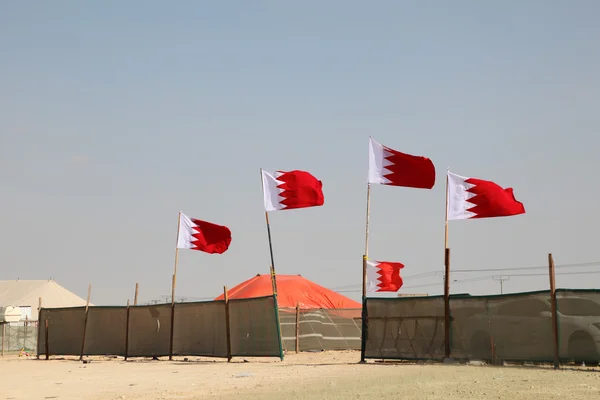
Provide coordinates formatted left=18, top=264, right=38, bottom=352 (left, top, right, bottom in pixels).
left=2, top=1, right=600, bottom=305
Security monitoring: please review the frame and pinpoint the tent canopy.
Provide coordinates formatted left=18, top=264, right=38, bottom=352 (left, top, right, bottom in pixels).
left=215, top=274, right=361, bottom=309
left=0, top=280, right=90, bottom=320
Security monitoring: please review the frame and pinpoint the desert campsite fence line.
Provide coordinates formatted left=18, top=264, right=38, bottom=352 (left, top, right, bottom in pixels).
left=37, top=295, right=281, bottom=359
left=363, top=289, right=600, bottom=365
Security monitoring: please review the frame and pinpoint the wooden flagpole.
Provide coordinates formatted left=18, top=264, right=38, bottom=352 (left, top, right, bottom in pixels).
left=360, top=183, right=371, bottom=363
left=444, top=172, right=451, bottom=359
left=79, top=284, right=92, bottom=361
left=169, top=212, right=181, bottom=361
left=260, top=168, right=284, bottom=361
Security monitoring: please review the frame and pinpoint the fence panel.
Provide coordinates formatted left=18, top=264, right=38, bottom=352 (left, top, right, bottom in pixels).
left=364, top=296, right=445, bottom=360
left=127, top=304, right=172, bottom=357
left=172, top=301, right=228, bottom=357
left=317, top=309, right=361, bottom=351
left=38, top=307, right=86, bottom=356
left=83, top=307, right=127, bottom=356
left=279, top=309, right=296, bottom=351
left=280, top=308, right=362, bottom=352
left=556, top=289, right=600, bottom=364
left=451, top=291, right=555, bottom=362
left=229, top=296, right=280, bottom=357
left=1, top=323, right=38, bottom=353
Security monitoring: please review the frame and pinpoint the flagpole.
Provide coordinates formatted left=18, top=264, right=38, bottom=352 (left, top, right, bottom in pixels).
left=172, top=212, right=181, bottom=305
left=360, top=183, right=371, bottom=363
left=261, top=169, right=284, bottom=361
left=169, top=211, right=181, bottom=361
left=444, top=171, right=451, bottom=359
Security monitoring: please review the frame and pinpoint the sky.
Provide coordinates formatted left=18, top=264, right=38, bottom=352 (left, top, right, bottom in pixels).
left=2, top=1, right=600, bottom=305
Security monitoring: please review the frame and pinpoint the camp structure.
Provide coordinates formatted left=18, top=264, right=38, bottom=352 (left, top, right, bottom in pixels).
left=0, top=280, right=89, bottom=322
left=215, top=273, right=361, bottom=309
left=215, top=274, right=362, bottom=352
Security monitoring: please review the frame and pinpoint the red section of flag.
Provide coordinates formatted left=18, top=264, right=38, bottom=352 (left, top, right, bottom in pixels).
left=276, top=170, right=324, bottom=210
left=465, top=178, right=525, bottom=219
left=375, top=261, right=404, bottom=292
left=189, top=218, right=232, bottom=254
left=383, top=145, right=435, bottom=189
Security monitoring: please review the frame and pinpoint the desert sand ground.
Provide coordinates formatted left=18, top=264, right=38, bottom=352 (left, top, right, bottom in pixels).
left=1, top=351, right=599, bottom=400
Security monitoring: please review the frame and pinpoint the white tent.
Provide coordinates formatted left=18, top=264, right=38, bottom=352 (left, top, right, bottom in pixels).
left=0, top=280, right=90, bottom=321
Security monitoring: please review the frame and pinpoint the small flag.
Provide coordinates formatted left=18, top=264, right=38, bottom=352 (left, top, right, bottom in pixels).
left=447, top=171, right=525, bottom=220
left=176, top=212, right=232, bottom=254
left=261, top=169, right=325, bottom=212
left=368, top=137, right=436, bottom=189
left=366, top=260, right=404, bottom=293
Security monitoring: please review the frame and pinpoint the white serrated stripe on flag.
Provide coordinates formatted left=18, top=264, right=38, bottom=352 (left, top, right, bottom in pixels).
left=365, top=260, right=381, bottom=293
left=262, top=170, right=285, bottom=212
left=447, top=171, right=477, bottom=220
left=177, top=212, right=196, bottom=249
left=368, top=137, right=394, bottom=185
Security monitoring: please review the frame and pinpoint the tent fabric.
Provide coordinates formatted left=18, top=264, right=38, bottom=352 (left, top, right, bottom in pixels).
left=0, top=280, right=90, bottom=320
left=215, top=274, right=361, bottom=309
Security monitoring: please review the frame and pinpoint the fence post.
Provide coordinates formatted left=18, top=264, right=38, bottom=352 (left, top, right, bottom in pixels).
left=295, top=303, right=300, bottom=353
left=169, top=279, right=176, bottom=361
left=444, top=248, right=451, bottom=359
left=37, top=298, right=42, bottom=359
left=1, top=323, right=5, bottom=357
left=124, top=299, right=130, bottom=361
left=24, top=317, right=28, bottom=352
left=79, top=284, right=92, bottom=361
left=360, top=255, right=368, bottom=362
left=44, top=319, right=49, bottom=360
left=548, top=253, right=560, bottom=369
left=134, top=283, right=139, bottom=306
left=224, top=286, right=232, bottom=362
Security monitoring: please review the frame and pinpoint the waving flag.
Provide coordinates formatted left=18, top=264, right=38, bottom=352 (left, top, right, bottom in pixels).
left=447, top=171, right=525, bottom=220
left=261, top=169, right=324, bottom=212
left=176, top=212, right=232, bottom=254
left=368, top=137, right=436, bottom=189
left=366, top=260, right=404, bottom=293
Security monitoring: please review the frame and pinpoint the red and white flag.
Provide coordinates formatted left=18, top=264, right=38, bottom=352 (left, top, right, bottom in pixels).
left=447, top=171, right=525, bottom=220
left=368, top=137, right=436, bottom=189
left=366, top=260, right=404, bottom=293
left=176, top=212, right=232, bottom=254
left=261, top=169, right=324, bottom=212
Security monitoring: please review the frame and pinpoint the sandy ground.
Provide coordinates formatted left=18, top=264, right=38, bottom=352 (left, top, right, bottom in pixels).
left=1, top=351, right=600, bottom=400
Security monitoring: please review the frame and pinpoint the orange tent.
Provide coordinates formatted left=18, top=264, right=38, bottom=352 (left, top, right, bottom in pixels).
left=215, top=274, right=361, bottom=309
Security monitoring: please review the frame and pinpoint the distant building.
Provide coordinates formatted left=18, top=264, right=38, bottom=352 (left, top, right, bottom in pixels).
left=0, top=280, right=90, bottom=321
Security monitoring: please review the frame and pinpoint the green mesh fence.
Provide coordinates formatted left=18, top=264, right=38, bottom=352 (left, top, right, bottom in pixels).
left=228, top=296, right=281, bottom=357
left=364, top=289, right=600, bottom=364
left=36, top=296, right=281, bottom=359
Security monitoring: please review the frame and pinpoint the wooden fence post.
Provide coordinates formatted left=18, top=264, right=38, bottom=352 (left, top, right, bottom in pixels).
left=295, top=303, right=300, bottom=353
left=548, top=253, right=560, bottom=369
left=79, top=284, right=92, bottom=361
left=224, top=286, right=232, bottom=362
left=134, top=283, right=139, bottom=306
left=124, top=299, right=130, bottom=361
left=44, top=319, right=49, bottom=360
